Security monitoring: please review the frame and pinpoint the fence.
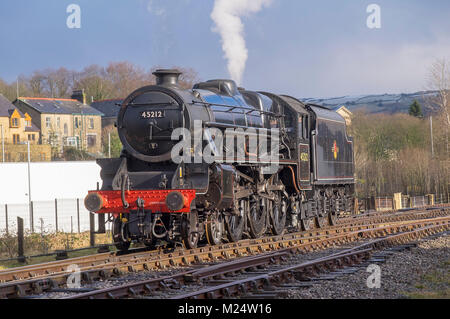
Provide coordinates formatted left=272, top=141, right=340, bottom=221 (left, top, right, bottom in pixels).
left=0, top=198, right=110, bottom=234
left=358, top=193, right=450, bottom=213
left=375, top=197, right=394, bottom=212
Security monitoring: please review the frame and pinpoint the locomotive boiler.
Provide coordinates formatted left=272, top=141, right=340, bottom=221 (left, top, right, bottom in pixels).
left=84, top=69, right=355, bottom=251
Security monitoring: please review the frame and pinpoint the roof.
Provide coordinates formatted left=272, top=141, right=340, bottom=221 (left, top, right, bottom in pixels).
left=25, top=124, right=40, bottom=132
left=17, top=97, right=104, bottom=116
left=309, top=105, right=346, bottom=124
left=279, top=95, right=308, bottom=114
left=0, top=94, right=19, bottom=117
left=9, top=108, right=25, bottom=117
left=90, top=99, right=123, bottom=118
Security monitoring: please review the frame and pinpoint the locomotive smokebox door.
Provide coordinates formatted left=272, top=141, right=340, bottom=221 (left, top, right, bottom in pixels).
left=117, top=85, right=186, bottom=163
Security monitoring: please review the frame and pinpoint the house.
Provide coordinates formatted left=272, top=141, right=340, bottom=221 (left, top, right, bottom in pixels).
left=14, top=90, right=104, bottom=154
left=0, top=94, right=51, bottom=162
left=333, top=105, right=353, bottom=126
left=90, top=99, right=123, bottom=128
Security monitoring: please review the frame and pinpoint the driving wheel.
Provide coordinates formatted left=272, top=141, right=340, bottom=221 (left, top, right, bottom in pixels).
left=205, top=213, right=224, bottom=246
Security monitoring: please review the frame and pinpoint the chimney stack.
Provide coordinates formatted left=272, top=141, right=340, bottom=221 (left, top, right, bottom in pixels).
left=153, top=69, right=182, bottom=87
left=71, top=89, right=86, bottom=105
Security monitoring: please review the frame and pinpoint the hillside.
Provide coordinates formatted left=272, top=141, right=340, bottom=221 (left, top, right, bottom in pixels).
left=301, top=91, right=438, bottom=114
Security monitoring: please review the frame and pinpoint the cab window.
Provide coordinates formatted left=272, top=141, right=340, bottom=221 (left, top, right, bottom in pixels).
left=303, top=115, right=309, bottom=139
left=298, top=116, right=304, bottom=139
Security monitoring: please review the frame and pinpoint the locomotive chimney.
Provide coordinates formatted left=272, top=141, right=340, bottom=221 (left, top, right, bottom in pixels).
left=153, top=69, right=182, bottom=87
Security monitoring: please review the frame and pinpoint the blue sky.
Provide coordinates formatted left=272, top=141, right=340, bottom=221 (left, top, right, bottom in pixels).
left=0, top=0, right=449, bottom=97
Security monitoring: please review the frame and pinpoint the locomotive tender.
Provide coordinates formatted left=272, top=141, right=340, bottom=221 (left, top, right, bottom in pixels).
left=84, top=69, right=355, bottom=251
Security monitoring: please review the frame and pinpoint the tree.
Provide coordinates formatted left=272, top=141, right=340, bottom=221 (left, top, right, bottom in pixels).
left=102, top=127, right=123, bottom=158
left=409, top=100, right=423, bottom=118
left=74, top=64, right=112, bottom=101
left=106, top=62, right=151, bottom=98
left=63, top=147, right=95, bottom=161
left=427, top=58, right=450, bottom=159
left=27, top=71, right=47, bottom=97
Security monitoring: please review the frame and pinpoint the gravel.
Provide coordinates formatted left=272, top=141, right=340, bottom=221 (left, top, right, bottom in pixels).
left=286, top=234, right=450, bottom=299
left=32, top=233, right=450, bottom=299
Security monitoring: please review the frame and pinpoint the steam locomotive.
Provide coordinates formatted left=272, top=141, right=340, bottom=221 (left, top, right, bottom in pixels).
left=84, top=69, right=355, bottom=251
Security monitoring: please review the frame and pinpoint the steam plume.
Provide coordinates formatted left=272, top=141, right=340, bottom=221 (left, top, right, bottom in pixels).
left=211, top=0, right=272, bottom=86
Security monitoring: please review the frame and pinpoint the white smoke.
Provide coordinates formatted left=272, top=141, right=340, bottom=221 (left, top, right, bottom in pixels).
left=211, top=0, right=272, bottom=86
left=147, top=0, right=166, bottom=17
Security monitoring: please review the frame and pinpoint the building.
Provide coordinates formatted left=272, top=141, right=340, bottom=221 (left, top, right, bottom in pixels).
left=0, top=94, right=51, bottom=162
left=90, top=99, right=123, bottom=128
left=14, top=90, right=104, bottom=154
left=333, top=105, right=353, bottom=126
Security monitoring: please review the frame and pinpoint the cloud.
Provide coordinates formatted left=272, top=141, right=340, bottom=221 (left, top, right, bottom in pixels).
left=321, top=40, right=450, bottom=95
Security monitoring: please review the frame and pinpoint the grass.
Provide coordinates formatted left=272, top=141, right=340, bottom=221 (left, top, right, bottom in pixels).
left=0, top=247, right=107, bottom=269
left=0, top=231, right=115, bottom=269
left=405, top=289, right=450, bottom=299
left=404, top=260, right=450, bottom=299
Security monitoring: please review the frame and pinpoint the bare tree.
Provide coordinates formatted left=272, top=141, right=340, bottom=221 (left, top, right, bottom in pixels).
left=27, top=71, right=47, bottom=97
left=75, top=65, right=112, bottom=102
left=43, top=68, right=57, bottom=98
left=53, top=67, right=74, bottom=98
left=106, top=62, right=150, bottom=98
left=427, top=58, right=450, bottom=158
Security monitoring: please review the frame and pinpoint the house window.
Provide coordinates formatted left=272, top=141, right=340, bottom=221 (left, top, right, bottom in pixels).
left=89, top=118, right=94, bottom=129
left=46, top=117, right=51, bottom=128
left=66, top=137, right=78, bottom=147
left=64, top=123, right=68, bottom=135
left=13, top=134, right=20, bottom=144
left=28, top=134, right=35, bottom=141
left=57, top=117, right=61, bottom=128
left=26, top=120, right=31, bottom=127
left=75, top=117, right=80, bottom=129
left=11, top=118, right=19, bottom=128
left=87, top=134, right=97, bottom=147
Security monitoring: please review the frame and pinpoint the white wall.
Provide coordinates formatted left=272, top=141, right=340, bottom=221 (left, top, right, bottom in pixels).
left=0, top=161, right=101, bottom=205
left=0, top=162, right=102, bottom=232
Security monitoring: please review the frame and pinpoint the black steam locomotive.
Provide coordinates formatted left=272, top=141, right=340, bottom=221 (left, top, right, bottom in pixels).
left=85, top=69, right=355, bottom=251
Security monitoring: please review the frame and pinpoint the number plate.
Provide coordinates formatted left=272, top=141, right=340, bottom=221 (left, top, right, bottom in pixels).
left=141, top=111, right=165, bottom=119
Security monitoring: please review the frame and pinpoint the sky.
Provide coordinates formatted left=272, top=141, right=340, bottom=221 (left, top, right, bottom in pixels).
left=0, top=0, right=449, bottom=98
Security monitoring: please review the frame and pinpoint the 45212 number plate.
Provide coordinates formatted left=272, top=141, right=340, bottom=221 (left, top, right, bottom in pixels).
left=141, top=110, right=165, bottom=119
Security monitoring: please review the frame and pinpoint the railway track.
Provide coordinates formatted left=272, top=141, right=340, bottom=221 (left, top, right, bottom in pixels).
left=0, top=206, right=448, bottom=299
left=65, top=222, right=450, bottom=299
left=0, top=205, right=447, bottom=284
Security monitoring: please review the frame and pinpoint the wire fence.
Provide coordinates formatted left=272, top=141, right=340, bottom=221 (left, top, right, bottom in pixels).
left=0, top=199, right=111, bottom=234
left=358, top=193, right=450, bottom=212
